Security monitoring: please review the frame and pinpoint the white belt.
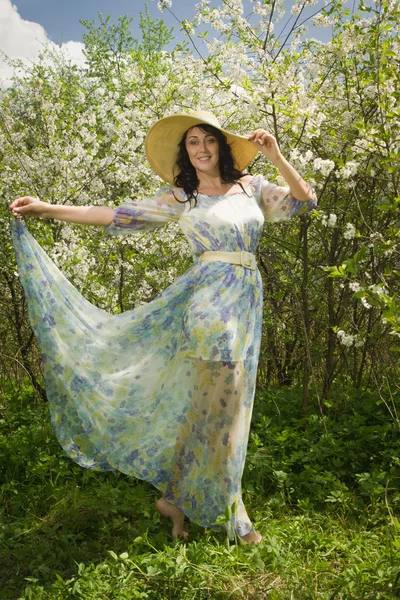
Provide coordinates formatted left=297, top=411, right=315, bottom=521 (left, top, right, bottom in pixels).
left=199, top=250, right=257, bottom=271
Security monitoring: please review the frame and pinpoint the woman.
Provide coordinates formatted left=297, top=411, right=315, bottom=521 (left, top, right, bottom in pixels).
left=10, top=110, right=317, bottom=544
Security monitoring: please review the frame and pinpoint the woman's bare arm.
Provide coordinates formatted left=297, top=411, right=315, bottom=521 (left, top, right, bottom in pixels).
left=9, top=196, right=114, bottom=226
left=248, top=129, right=314, bottom=202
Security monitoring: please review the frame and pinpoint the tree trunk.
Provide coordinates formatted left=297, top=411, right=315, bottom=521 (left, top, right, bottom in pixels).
left=3, top=274, right=46, bottom=399
left=300, top=216, right=310, bottom=412
left=322, top=224, right=340, bottom=401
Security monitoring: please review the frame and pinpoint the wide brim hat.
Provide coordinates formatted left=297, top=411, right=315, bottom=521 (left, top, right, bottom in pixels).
left=144, top=110, right=258, bottom=185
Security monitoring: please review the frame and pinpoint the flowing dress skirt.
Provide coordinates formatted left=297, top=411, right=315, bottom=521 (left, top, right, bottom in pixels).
left=11, top=221, right=262, bottom=536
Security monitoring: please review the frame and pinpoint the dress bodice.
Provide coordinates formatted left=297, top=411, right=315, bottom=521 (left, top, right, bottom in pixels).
left=104, top=174, right=317, bottom=259
left=179, top=189, right=264, bottom=256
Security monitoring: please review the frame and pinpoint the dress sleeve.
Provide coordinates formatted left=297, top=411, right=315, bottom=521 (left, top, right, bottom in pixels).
left=104, top=186, right=187, bottom=236
left=250, top=174, right=317, bottom=223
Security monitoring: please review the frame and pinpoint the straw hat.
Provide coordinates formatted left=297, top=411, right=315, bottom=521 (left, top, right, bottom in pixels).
left=144, top=110, right=258, bottom=184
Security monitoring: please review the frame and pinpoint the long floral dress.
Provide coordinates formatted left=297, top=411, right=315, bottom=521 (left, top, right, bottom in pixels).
left=11, top=174, right=317, bottom=537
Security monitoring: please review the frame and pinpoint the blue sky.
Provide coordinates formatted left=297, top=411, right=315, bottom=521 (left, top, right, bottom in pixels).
left=11, top=0, right=335, bottom=47
left=11, top=0, right=193, bottom=45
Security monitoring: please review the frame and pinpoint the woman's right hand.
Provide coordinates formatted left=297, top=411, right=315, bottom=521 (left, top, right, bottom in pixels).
left=9, top=196, right=49, bottom=218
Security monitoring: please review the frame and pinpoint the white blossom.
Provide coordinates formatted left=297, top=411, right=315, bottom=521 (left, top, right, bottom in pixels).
left=339, top=161, right=359, bottom=179
left=349, top=281, right=362, bottom=293
left=384, top=246, right=395, bottom=256
left=157, top=0, right=172, bottom=10
left=328, top=213, right=337, bottom=227
left=361, top=297, right=372, bottom=309
left=313, top=157, right=335, bottom=176
left=304, top=150, right=314, bottom=162
left=76, top=90, right=85, bottom=104
left=368, top=284, right=387, bottom=296
left=337, top=329, right=364, bottom=348
left=321, top=213, right=337, bottom=228
left=343, top=223, right=356, bottom=239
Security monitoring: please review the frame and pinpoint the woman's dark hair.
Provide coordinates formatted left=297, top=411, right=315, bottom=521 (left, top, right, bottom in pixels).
left=173, top=124, right=247, bottom=207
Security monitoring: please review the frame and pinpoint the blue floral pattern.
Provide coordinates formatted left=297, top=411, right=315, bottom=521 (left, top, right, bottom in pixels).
left=11, top=175, right=317, bottom=537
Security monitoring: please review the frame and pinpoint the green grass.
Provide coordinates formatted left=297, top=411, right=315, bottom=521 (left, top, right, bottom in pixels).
left=1, top=383, right=400, bottom=599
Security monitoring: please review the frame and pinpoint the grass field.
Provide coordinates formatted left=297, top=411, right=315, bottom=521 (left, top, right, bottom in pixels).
left=1, top=383, right=400, bottom=599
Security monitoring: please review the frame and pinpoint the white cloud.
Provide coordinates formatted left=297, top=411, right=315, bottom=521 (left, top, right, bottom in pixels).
left=0, top=0, right=85, bottom=87
left=59, top=40, right=86, bottom=67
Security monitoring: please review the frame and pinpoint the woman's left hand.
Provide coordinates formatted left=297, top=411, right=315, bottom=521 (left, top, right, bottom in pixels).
left=248, top=129, right=282, bottom=164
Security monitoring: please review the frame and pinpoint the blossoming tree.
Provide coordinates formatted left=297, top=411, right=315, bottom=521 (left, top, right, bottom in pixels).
left=1, top=0, right=398, bottom=408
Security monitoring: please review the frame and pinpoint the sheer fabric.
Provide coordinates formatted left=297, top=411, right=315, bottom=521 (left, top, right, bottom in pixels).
left=12, top=175, right=317, bottom=536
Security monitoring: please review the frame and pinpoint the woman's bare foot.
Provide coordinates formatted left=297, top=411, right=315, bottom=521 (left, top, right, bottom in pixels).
left=156, top=498, right=188, bottom=540
left=239, top=528, right=263, bottom=545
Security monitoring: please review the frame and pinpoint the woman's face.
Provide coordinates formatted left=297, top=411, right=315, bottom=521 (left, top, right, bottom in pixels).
left=184, top=127, right=220, bottom=175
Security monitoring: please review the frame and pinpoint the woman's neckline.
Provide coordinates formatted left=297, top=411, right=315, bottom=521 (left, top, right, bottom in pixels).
left=196, top=175, right=255, bottom=198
